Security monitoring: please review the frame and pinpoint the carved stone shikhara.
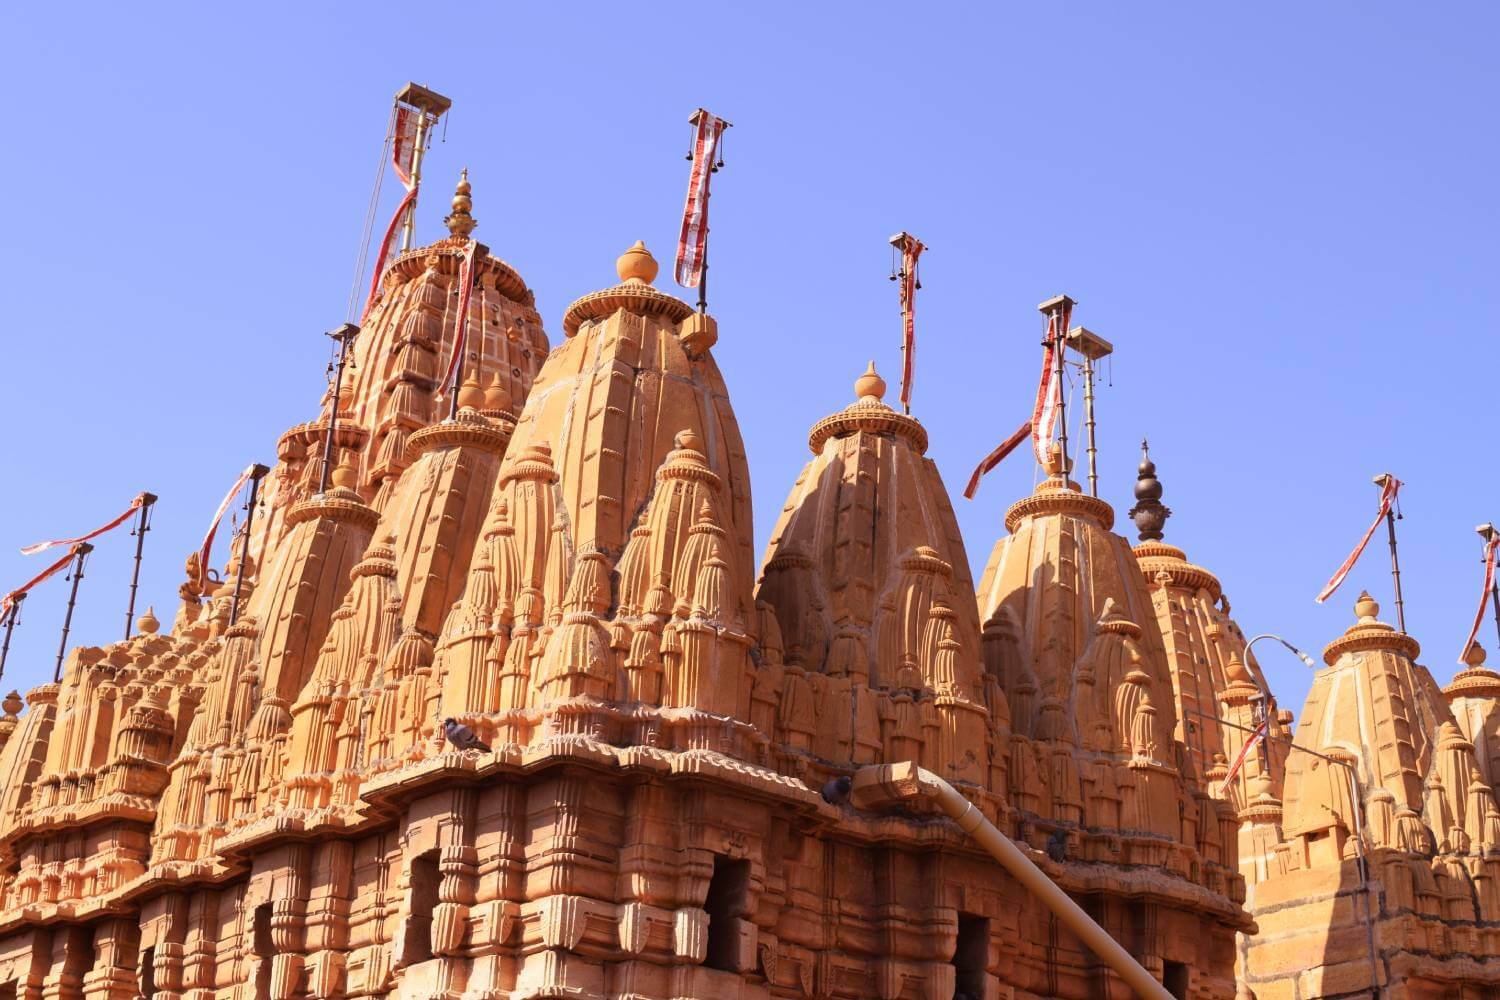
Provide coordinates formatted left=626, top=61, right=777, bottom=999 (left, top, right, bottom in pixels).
left=0, top=172, right=1493, bottom=1000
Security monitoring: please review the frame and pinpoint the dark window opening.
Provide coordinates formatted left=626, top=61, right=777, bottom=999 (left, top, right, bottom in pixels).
left=953, top=913, right=989, bottom=999
left=140, top=947, right=155, bottom=1000
left=704, top=855, right=749, bottom=972
left=253, top=904, right=273, bottom=1000
left=1164, top=960, right=1190, bottom=999
left=400, top=850, right=441, bottom=966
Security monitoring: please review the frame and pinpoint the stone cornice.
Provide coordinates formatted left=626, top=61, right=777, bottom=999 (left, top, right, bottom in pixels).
left=284, top=490, right=379, bottom=533
left=561, top=282, right=695, bottom=338
left=1004, top=484, right=1115, bottom=533
left=807, top=400, right=928, bottom=455
left=407, top=411, right=512, bottom=460
left=1322, top=619, right=1421, bottom=666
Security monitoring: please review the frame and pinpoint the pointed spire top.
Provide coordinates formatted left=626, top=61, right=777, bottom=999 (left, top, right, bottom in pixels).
left=445, top=168, right=477, bottom=238
left=136, top=605, right=160, bottom=635
left=1127, top=438, right=1172, bottom=542
left=1355, top=590, right=1380, bottom=622
left=484, top=370, right=512, bottom=414
left=458, top=373, right=485, bottom=411
left=854, top=361, right=887, bottom=402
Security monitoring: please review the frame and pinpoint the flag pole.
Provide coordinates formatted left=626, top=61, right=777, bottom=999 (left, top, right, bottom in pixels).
left=53, top=544, right=92, bottom=683
left=321, top=323, right=359, bottom=494
left=122, top=493, right=157, bottom=640
left=1066, top=326, right=1112, bottom=498
left=229, top=465, right=270, bottom=627
left=1375, top=473, right=1406, bottom=634
left=0, top=593, right=24, bottom=683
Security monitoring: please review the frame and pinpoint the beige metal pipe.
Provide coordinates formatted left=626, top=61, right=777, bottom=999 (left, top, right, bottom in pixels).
left=850, top=762, right=1174, bottom=1000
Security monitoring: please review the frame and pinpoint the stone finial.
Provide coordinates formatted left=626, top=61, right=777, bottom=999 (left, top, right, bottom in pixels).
left=0, top=692, right=20, bottom=717
left=1355, top=591, right=1379, bottom=622
left=1043, top=441, right=1073, bottom=478
left=1467, top=642, right=1489, bottom=668
left=1127, top=439, right=1172, bottom=542
left=136, top=605, right=160, bottom=635
left=616, top=240, right=658, bottom=285
left=674, top=428, right=705, bottom=454
left=484, top=371, right=512, bottom=414
left=854, top=361, right=886, bottom=401
left=445, top=169, right=477, bottom=238
left=458, top=373, right=486, bottom=411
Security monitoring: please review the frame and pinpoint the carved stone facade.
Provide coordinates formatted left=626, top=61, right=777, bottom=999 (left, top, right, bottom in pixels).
left=10, top=153, right=1486, bottom=1000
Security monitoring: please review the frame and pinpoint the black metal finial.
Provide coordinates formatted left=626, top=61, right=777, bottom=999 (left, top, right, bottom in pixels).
left=1127, top=439, right=1172, bottom=542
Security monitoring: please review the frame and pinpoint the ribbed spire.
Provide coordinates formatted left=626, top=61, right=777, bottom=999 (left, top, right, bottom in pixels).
left=445, top=168, right=477, bottom=238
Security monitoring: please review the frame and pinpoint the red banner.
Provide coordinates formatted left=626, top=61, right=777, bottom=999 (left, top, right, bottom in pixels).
left=1223, top=719, right=1268, bottom=784
left=675, top=109, right=728, bottom=289
left=1, top=545, right=81, bottom=623
left=20, top=492, right=146, bottom=556
left=894, top=233, right=926, bottom=414
left=963, top=420, right=1032, bottom=500
left=198, top=465, right=258, bottom=591
left=361, top=106, right=426, bottom=320
left=439, top=240, right=479, bottom=398
left=1032, top=303, right=1071, bottom=465
left=1315, top=476, right=1401, bottom=604
left=1459, top=535, right=1500, bottom=663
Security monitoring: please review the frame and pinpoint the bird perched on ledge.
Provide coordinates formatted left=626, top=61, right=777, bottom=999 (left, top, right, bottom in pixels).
left=443, top=717, right=492, bottom=753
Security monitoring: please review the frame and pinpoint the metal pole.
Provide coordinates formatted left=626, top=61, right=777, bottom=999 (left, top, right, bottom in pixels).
left=320, top=324, right=358, bottom=493
left=399, top=111, right=431, bottom=252
left=53, top=544, right=92, bottom=683
left=1054, top=309, right=1070, bottom=478
left=1384, top=507, right=1406, bottom=635
left=1479, top=525, right=1500, bottom=651
left=122, top=493, right=157, bottom=641
left=852, top=762, right=1174, bottom=1000
left=1081, top=356, right=1099, bottom=497
left=0, top=593, right=24, bottom=683
left=229, top=466, right=269, bottom=627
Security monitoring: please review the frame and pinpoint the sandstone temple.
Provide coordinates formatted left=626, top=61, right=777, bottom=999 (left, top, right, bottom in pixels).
left=0, top=99, right=1497, bottom=1000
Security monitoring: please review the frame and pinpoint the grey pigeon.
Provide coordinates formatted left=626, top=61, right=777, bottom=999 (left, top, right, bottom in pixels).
left=1045, top=828, right=1069, bottom=862
left=443, top=717, right=491, bottom=753
left=820, top=775, right=852, bottom=805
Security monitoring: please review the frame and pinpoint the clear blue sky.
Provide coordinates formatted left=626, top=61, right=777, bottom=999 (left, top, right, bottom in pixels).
left=2, top=3, right=1496, bottom=724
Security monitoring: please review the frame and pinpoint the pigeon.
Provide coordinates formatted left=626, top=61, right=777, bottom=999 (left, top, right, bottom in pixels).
left=1045, top=828, right=1069, bottom=863
left=442, top=717, right=492, bottom=753
left=820, top=775, right=852, bottom=805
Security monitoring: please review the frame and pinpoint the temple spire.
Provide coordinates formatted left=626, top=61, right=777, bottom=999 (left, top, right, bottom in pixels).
left=1128, top=440, right=1172, bottom=542
left=445, top=168, right=477, bottom=238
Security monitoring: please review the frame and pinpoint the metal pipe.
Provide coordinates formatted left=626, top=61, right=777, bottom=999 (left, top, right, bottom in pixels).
left=229, top=466, right=269, bottom=627
left=53, top=543, right=92, bottom=683
left=320, top=324, right=359, bottom=493
left=1053, top=310, right=1071, bottom=477
left=122, top=493, right=156, bottom=640
left=851, top=762, right=1174, bottom=1000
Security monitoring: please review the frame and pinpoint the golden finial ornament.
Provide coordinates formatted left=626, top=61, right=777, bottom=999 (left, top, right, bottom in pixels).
left=854, top=361, right=887, bottom=401
left=445, top=168, right=477, bottom=238
left=617, top=241, right=659, bottom=285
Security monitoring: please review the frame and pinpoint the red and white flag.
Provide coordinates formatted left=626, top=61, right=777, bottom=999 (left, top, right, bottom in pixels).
left=1459, top=533, right=1500, bottom=663
left=362, top=106, right=425, bottom=319
left=1223, top=719, right=1268, bottom=784
left=893, top=232, right=926, bottom=414
left=1315, top=475, right=1401, bottom=604
left=198, top=464, right=258, bottom=591
left=964, top=420, right=1032, bottom=500
left=439, top=240, right=479, bottom=397
left=1032, top=303, right=1071, bottom=465
left=675, top=109, right=728, bottom=289
left=20, top=492, right=147, bottom=556
left=1, top=544, right=82, bottom=623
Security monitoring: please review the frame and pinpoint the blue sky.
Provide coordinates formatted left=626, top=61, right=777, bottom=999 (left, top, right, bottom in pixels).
left=1, top=3, right=1497, bottom=723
